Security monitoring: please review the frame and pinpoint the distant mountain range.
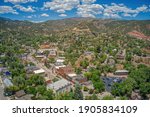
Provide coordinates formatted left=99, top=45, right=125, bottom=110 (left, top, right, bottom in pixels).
left=0, top=17, right=150, bottom=38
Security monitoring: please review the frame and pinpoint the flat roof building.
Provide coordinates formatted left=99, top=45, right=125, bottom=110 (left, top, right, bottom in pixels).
left=47, top=79, right=72, bottom=93
left=33, top=69, right=45, bottom=74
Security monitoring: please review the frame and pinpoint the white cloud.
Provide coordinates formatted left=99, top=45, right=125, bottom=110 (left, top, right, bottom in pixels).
left=77, top=4, right=104, bottom=18
left=103, top=3, right=149, bottom=18
left=4, top=0, right=37, bottom=4
left=81, top=0, right=96, bottom=4
left=27, top=14, right=36, bottom=18
left=59, top=14, right=67, bottom=17
left=41, top=13, right=49, bottom=17
left=14, top=5, right=35, bottom=12
left=123, top=13, right=132, bottom=17
left=43, top=0, right=80, bottom=13
left=43, top=0, right=102, bottom=18
left=103, top=12, right=120, bottom=18
left=27, top=15, right=32, bottom=18
left=0, top=6, right=18, bottom=14
left=42, top=1, right=149, bottom=19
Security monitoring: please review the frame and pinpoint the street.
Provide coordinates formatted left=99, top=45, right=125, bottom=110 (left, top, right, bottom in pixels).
left=0, top=77, right=8, bottom=100
left=27, top=51, right=56, bottom=80
left=0, top=85, right=7, bottom=100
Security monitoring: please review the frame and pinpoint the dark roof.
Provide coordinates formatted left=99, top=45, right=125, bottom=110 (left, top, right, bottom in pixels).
left=15, top=90, right=26, bottom=98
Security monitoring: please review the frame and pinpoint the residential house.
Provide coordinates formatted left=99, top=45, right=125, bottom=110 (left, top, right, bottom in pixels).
left=15, top=90, right=26, bottom=98
left=44, top=77, right=52, bottom=85
left=56, top=66, right=74, bottom=79
left=66, top=74, right=87, bottom=85
left=116, top=49, right=126, bottom=60
left=3, top=78, right=13, bottom=88
left=25, top=66, right=39, bottom=74
left=115, top=70, right=129, bottom=75
left=48, top=49, right=57, bottom=58
left=33, top=69, right=45, bottom=76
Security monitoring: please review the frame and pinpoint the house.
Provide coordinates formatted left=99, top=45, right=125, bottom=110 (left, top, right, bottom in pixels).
left=74, top=75, right=87, bottom=85
left=40, top=43, right=57, bottom=50
left=56, top=59, right=65, bottom=64
left=56, top=66, right=74, bottom=78
left=35, top=55, right=45, bottom=59
left=107, top=58, right=115, bottom=66
left=0, top=67, right=7, bottom=73
left=131, top=91, right=142, bottom=100
left=3, top=78, right=13, bottom=88
left=47, top=79, right=72, bottom=93
left=66, top=74, right=87, bottom=85
left=33, top=69, right=45, bottom=76
left=116, top=50, right=126, bottom=60
left=66, top=73, right=77, bottom=81
left=48, top=49, right=57, bottom=58
left=44, top=77, right=52, bottom=85
left=115, top=70, right=129, bottom=75
left=25, top=66, right=39, bottom=74
left=19, top=53, right=28, bottom=60
left=15, top=90, right=26, bottom=98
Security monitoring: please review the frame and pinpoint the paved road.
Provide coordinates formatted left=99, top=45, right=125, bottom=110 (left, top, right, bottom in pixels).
left=0, top=77, right=8, bottom=100
left=0, top=85, right=7, bottom=100
left=27, top=52, right=56, bottom=80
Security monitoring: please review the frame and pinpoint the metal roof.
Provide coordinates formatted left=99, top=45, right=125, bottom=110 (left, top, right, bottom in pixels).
left=33, top=69, right=45, bottom=74
left=47, top=79, right=71, bottom=92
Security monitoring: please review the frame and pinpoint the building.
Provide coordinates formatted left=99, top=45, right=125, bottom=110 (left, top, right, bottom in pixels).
left=44, top=77, right=52, bottom=85
left=66, top=73, right=77, bottom=81
left=15, top=90, right=26, bottom=98
left=40, top=43, right=57, bottom=49
left=3, top=78, right=13, bottom=88
left=25, top=66, right=39, bottom=74
left=48, top=49, right=57, bottom=58
left=35, top=55, right=45, bottom=59
left=33, top=69, right=45, bottom=76
left=47, top=79, right=72, bottom=93
left=66, top=74, right=87, bottom=85
left=115, top=70, right=129, bottom=75
left=56, top=59, right=65, bottom=64
left=116, top=50, right=126, bottom=60
left=74, top=75, right=87, bottom=85
left=56, top=66, right=74, bottom=78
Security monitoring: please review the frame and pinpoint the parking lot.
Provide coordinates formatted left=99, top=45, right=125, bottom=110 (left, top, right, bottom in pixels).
left=101, top=77, right=124, bottom=92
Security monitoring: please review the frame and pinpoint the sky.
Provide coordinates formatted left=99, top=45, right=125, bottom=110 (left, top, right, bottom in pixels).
left=0, top=0, right=150, bottom=22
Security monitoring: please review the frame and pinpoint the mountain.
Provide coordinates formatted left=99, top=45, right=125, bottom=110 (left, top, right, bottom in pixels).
left=0, top=17, right=150, bottom=38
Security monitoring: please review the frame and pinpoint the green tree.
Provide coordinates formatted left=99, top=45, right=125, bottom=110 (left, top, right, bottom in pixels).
left=73, top=85, right=83, bottom=100
left=102, top=95, right=114, bottom=100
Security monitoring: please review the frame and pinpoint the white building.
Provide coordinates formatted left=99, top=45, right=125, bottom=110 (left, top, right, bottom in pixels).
left=47, top=79, right=72, bottom=93
left=33, top=69, right=45, bottom=74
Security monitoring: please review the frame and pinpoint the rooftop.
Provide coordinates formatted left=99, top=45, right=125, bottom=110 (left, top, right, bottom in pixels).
left=56, top=59, right=65, bottom=63
left=47, top=79, right=71, bottom=91
left=67, top=73, right=77, bottom=77
left=33, top=69, right=45, bottom=74
left=15, top=90, right=26, bottom=98
left=3, top=78, right=13, bottom=87
left=115, top=70, right=129, bottom=73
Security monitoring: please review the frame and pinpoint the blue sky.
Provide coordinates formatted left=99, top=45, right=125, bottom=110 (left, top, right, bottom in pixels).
left=0, top=0, right=150, bottom=22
